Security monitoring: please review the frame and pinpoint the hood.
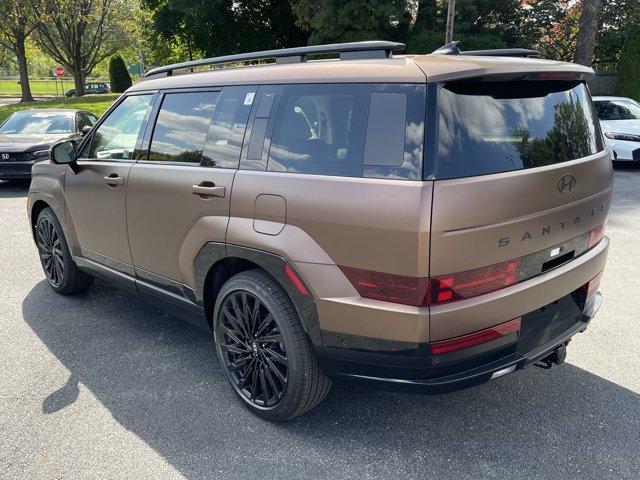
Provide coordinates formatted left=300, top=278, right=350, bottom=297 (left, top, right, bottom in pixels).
left=599, top=119, right=640, bottom=135
left=0, top=133, right=74, bottom=152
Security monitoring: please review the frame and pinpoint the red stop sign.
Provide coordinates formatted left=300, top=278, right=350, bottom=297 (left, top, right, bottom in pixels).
left=54, top=66, right=65, bottom=78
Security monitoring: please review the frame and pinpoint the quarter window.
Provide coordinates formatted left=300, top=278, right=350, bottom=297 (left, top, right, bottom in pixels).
left=267, top=84, right=370, bottom=177
left=148, top=91, right=219, bottom=164
left=87, top=94, right=152, bottom=160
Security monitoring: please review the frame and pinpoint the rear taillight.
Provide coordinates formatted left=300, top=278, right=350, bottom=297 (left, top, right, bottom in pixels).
left=339, top=266, right=429, bottom=307
left=340, top=258, right=521, bottom=307
left=429, top=317, right=522, bottom=355
left=428, top=259, right=521, bottom=306
left=588, top=222, right=606, bottom=249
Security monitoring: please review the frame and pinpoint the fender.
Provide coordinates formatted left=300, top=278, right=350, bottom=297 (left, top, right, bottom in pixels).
left=193, top=242, right=323, bottom=346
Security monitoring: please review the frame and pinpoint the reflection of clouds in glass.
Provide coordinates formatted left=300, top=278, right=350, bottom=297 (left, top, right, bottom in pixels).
left=156, top=109, right=212, bottom=134
left=406, top=122, right=424, bottom=145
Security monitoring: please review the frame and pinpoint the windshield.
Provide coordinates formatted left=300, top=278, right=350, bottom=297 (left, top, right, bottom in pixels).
left=0, top=112, right=73, bottom=134
left=594, top=99, right=640, bottom=120
left=429, top=81, right=603, bottom=179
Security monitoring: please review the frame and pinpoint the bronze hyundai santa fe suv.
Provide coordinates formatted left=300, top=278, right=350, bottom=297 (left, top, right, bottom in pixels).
left=28, top=41, right=611, bottom=421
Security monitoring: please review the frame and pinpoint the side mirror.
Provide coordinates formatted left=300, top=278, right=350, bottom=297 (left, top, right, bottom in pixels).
left=81, top=125, right=93, bottom=136
left=51, top=140, right=78, bottom=166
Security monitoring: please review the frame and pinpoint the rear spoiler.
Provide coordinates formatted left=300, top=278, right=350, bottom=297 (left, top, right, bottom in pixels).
left=432, top=41, right=539, bottom=58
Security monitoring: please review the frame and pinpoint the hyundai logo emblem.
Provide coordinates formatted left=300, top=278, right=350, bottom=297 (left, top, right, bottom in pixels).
left=557, top=174, right=576, bottom=194
left=0, top=153, right=9, bottom=160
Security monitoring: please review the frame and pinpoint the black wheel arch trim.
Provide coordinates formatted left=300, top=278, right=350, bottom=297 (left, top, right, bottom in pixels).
left=193, top=242, right=323, bottom=346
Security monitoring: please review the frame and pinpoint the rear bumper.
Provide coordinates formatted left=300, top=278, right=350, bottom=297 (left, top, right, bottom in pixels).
left=318, top=291, right=602, bottom=394
left=0, top=160, right=35, bottom=179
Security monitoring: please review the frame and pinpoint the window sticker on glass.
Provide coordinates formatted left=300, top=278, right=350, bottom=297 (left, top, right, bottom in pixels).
left=244, top=92, right=255, bottom=105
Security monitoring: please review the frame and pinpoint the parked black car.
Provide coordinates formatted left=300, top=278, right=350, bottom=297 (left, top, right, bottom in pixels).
left=0, top=109, right=98, bottom=180
left=65, top=82, right=110, bottom=97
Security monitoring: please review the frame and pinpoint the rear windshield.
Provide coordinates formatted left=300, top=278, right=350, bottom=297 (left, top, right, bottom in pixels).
left=428, top=81, right=603, bottom=179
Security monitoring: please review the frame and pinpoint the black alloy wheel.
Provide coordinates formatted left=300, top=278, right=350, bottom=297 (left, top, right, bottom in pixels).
left=35, top=207, right=93, bottom=294
left=36, top=216, right=64, bottom=288
left=217, top=290, right=288, bottom=409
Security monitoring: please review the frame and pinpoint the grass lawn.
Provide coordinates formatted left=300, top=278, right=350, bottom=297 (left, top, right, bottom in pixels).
left=0, top=94, right=119, bottom=124
left=0, top=79, right=79, bottom=96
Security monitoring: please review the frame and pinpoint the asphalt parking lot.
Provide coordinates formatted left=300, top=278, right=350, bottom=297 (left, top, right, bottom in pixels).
left=1, top=167, right=639, bottom=480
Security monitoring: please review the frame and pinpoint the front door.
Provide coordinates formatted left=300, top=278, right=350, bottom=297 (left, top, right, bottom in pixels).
left=64, top=93, right=154, bottom=274
left=126, top=86, right=256, bottom=292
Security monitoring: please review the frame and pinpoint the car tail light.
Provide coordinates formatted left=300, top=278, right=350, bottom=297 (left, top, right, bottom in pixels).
left=428, top=258, right=521, bottom=306
left=339, top=266, right=429, bottom=307
left=429, top=317, right=522, bottom=356
left=340, top=259, right=522, bottom=307
left=588, top=222, right=606, bottom=249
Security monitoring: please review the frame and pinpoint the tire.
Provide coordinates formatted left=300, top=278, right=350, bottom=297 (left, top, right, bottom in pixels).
left=213, top=269, right=331, bottom=421
left=35, top=208, right=93, bottom=295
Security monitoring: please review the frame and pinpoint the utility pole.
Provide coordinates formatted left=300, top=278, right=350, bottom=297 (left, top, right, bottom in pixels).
left=445, top=0, right=456, bottom=44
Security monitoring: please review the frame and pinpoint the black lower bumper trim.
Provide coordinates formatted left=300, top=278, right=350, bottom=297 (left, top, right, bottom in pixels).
left=321, top=291, right=602, bottom=395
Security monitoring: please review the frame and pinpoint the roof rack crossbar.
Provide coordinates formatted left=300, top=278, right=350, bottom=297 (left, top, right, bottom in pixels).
left=431, top=41, right=539, bottom=58
left=143, top=41, right=405, bottom=79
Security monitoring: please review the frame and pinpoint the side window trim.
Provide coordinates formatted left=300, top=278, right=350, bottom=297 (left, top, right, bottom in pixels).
left=240, top=85, right=284, bottom=171
left=136, top=87, right=222, bottom=166
left=79, top=91, right=157, bottom=162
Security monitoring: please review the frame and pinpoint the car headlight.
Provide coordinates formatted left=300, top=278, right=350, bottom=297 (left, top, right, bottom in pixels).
left=603, top=132, right=640, bottom=142
left=30, top=149, right=50, bottom=158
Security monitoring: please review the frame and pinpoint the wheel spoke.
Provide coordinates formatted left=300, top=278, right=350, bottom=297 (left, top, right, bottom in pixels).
left=254, top=313, right=274, bottom=338
left=259, top=365, right=270, bottom=406
left=222, top=308, right=248, bottom=340
left=228, top=355, right=252, bottom=372
left=221, top=324, right=249, bottom=349
left=263, top=347, right=287, bottom=365
left=263, top=355, right=286, bottom=383
left=260, top=334, right=283, bottom=344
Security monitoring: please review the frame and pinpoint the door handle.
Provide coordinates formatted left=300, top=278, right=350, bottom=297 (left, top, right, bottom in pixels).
left=192, top=182, right=226, bottom=199
left=104, top=174, right=124, bottom=187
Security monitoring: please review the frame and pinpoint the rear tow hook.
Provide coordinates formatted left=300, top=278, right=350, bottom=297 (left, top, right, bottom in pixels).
left=535, top=342, right=568, bottom=369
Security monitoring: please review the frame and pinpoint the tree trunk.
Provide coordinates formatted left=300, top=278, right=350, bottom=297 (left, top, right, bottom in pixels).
left=445, top=0, right=456, bottom=44
left=15, top=32, right=34, bottom=103
left=73, top=72, right=85, bottom=97
left=574, top=0, right=602, bottom=66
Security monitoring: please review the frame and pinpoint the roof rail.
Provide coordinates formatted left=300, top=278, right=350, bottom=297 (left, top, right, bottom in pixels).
left=431, top=41, right=539, bottom=58
left=143, top=41, right=405, bottom=79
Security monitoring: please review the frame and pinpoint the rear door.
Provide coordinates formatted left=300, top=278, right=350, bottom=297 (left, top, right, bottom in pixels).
left=126, top=86, right=256, bottom=292
left=427, top=80, right=612, bottom=340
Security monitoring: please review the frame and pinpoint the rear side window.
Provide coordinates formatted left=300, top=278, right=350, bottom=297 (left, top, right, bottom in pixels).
left=428, top=81, right=604, bottom=179
left=201, top=86, right=255, bottom=168
left=148, top=91, right=219, bottom=164
left=267, top=84, right=370, bottom=177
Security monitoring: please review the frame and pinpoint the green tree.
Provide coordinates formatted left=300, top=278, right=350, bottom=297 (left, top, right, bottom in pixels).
left=0, top=1, right=35, bottom=102
left=594, top=0, right=640, bottom=70
left=142, top=0, right=307, bottom=60
left=293, top=0, right=409, bottom=45
left=616, top=26, right=640, bottom=101
left=109, top=55, right=132, bottom=93
left=31, top=0, right=135, bottom=96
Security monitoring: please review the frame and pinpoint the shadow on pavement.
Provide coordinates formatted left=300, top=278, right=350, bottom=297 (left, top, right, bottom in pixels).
left=0, top=179, right=30, bottom=198
left=22, top=280, right=640, bottom=479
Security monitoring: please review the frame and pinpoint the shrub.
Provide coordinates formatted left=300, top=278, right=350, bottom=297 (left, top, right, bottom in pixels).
left=616, top=27, right=640, bottom=101
left=109, top=55, right=132, bottom=93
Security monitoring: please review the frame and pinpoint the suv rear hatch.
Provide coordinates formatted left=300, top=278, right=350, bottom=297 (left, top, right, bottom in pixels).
left=426, top=76, right=612, bottom=343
